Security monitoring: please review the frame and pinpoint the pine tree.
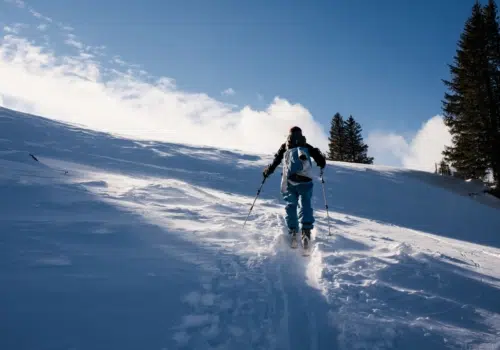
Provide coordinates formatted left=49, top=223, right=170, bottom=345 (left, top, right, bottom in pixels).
left=344, top=115, right=374, bottom=164
left=483, top=0, right=500, bottom=187
left=442, top=2, right=491, bottom=180
left=327, top=113, right=346, bottom=161
left=438, top=159, right=452, bottom=176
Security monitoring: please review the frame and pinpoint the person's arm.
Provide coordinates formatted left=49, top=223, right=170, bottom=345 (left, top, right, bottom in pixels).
left=263, top=143, right=286, bottom=177
left=306, top=144, right=326, bottom=169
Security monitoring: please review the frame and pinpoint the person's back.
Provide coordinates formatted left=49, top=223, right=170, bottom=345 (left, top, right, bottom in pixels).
left=263, top=126, right=325, bottom=179
left=262, top=126, right=326, bottom=248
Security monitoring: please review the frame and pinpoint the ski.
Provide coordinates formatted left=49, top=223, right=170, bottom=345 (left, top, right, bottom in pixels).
left=284, top=231, right=310, bottom=255
left=290, top=232, right=298, bottom=248
left=301, top=237, right=311, bottom=256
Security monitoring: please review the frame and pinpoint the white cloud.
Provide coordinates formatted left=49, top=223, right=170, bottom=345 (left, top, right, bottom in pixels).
left=0, top=32, right=329, bottom=155
left=64, top=33, right=84, bottom=50
left=29, top=9, right=42, bottom=18
left=112, top=56, right=127, bottom=66
left=28, top=8, right=52, bottom=23
left=222, top=88, right=235, bottom=96
left=5, top=0, right=25, bottom=9
left=3, top=26, right=16, bottom=34
left=367, top=115, right=452, bottom=172
left=0, top=93, right=4, bottom=107
left=366, top=132, right=410, bottom=168
left=37, top=24, right=48, bottom=31
left=402, top=116, right=453, bottom=170
left=3, top=23, right=27, bottom=34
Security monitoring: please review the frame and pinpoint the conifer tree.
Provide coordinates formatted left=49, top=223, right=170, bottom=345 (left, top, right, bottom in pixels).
left=438, top=159, right=452, bottom=176
left=327, top=113, right=346, bottom=161
left=483, top=0, right=500, bottom=187
left=344, top=115, right=374, bottom=164
left=442, top=2, right=491, bottom=180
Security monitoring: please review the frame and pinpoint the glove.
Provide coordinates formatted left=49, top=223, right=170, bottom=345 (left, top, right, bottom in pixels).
left=263, top=166, right=271, bottom=178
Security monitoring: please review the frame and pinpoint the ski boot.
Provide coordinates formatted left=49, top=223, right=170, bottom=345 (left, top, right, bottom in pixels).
left=289, top=228, right=298, bottom=248
left=301, top=228, right=311, bottom=250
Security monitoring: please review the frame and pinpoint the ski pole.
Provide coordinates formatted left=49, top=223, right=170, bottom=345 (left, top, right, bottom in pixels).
left=243, top=176, right=266, bottom=228
left=320, top=169, right=332, bottom=236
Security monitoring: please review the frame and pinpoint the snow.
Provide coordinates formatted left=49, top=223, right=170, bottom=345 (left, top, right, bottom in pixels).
left=1, top=106, right=500, bottom=350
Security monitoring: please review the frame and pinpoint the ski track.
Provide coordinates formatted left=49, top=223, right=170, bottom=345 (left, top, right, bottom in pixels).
left=2, top=109, right=500, bottom=349
left=163, top=207, right=333, bottom=350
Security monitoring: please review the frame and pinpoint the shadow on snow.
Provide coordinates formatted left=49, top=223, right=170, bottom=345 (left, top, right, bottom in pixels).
left=318, top=164, right=500, bottom=250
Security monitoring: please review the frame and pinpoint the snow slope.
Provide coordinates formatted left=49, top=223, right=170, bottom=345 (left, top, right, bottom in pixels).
left=1, top=106, right=500, bottom=350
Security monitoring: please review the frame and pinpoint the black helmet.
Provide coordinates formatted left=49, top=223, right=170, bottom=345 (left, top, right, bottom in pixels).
left=286, top=126, right=306, bottom=149
left=289, top=126, right=302, bottom=135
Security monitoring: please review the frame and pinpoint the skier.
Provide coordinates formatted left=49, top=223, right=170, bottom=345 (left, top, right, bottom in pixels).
left=262, top=126, right=326, bottom=248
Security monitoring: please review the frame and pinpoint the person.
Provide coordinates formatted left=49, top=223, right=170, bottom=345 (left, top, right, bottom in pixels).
left=262, top=126, right=326, bottom=248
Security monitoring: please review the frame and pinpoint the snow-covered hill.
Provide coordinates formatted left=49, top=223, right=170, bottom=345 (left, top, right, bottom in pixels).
left=1, top=106, right=500, bottom=350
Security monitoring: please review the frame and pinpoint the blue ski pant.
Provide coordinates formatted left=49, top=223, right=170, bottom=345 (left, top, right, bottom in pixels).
left=282, top=181, right=314, bottom=231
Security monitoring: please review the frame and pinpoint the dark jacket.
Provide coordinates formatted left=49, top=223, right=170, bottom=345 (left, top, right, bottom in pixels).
left=266, top=142, right=326, bottom=179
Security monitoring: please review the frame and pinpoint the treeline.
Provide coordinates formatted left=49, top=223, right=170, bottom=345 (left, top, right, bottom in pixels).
left=326, top=113, right=374, bottom=164
left=440, top=0, right=500, bottom=195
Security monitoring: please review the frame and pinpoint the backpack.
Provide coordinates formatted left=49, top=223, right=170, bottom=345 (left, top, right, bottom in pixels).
left=283, top=146, right=313, bottom=180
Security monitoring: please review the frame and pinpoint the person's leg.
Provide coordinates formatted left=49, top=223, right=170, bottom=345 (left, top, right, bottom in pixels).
left=298, top=182, right=314, bottom=235
left=282, top=184, right=299, bottom=233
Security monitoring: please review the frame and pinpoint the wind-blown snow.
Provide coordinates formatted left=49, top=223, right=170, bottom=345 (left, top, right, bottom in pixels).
left=1, top=106, right=500, bottom=350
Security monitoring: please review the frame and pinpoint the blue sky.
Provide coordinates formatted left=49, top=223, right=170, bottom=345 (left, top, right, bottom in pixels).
left=0, top=0, right=482, bottom=169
